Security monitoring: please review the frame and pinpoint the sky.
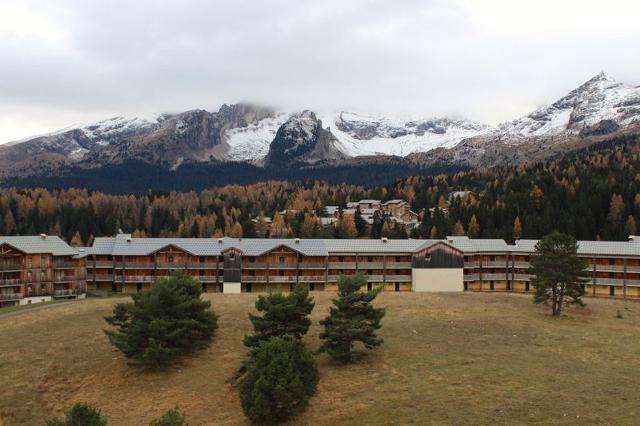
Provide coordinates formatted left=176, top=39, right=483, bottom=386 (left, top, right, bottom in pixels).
left=1, top=0, right=639, bottom=144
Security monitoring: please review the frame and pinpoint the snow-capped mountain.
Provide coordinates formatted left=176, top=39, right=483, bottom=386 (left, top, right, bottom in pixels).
left=1, top=72, right=639, bottom=180
left=324, top=111, right=491, bottom=157
left=494, top=72, right=640, bottom=141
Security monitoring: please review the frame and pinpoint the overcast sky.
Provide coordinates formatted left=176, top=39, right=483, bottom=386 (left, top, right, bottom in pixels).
left=1, top=0, right=639, bottom=144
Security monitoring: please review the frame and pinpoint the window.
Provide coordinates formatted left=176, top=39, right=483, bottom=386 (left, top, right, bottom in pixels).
left=525, top=282, right=530, bottom=292
left=168, top=255, right=174, bottom=263
left=464, top=282, right=468, bottom=291
left=490, top=281, right=495, bottom=291
left=229, top=253, right=235, bottom=261
left=279, top=256, right=285, bottom=264
left=610, top=286, right=615, bottom=296
left=395, top=283, right=400, bottom=292
left=310, top=283, right=315, bottom=291
left=368, top=256, right=373, bottom=262
left=367, top=282, right=373, bottom=291
left=338, top=256, right=344, bottom=262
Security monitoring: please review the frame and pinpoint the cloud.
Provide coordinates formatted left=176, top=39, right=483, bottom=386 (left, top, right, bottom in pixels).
left=1, top=0, right=639, bottom=143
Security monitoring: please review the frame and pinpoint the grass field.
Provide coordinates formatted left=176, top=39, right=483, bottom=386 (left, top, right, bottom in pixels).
left=1, top=292, right=639, bottom=425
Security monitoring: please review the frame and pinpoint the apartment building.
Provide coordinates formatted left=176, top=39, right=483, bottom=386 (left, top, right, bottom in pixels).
left=0, top=235, right=87, bottom=308
left=79, top=233, right=640, bottom=299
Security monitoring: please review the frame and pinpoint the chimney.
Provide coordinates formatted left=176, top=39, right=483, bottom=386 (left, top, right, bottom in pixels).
left=40, top=233, right=47, bottom=240
left=218, top=238, right=223, bottom=244
left=381, top=237, right=388, bottom=243
left=630, top=235, right=637, bottom=241
left=126, top=236, right=132, bottom=243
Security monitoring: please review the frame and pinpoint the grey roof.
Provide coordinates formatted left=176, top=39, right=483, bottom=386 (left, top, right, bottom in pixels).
left=515, top=239, right=640, bottom=257
left=79, top=234, right=639, bottom=258
left=448, top=237, right=511, bottom=253
left=323, top=239, right=424, bottom=254
left=0, top=235, right=76, bottom=256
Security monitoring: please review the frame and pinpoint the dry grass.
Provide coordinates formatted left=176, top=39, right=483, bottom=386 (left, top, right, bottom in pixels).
left=1, top=292, right=640, bottom=425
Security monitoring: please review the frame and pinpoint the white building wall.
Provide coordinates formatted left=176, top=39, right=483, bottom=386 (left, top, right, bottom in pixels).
left=20, top=296, right=53, bottom=306
left=223, top=282, right=241, bottom=294
left=412, top=268, right=463, bottom=292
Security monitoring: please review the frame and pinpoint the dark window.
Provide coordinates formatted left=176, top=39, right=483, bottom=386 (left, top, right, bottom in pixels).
left=279, top=256, right=285, bottom=263
left=310, top=283, right=315, bottom=291
left=490, top=281, right=495, bottom=291
left=168, top=255, right=174, bottom=263
left=229, top=253, right=235, bottom=261
left=339, top=256, right=344, bottom=262
left=290, top=283, right=295, bottom=291
left=395, top=283, right=400, bottom=292
left=610, top=286, right=615, bottom=296
left=525, top=282, right=530, bottom=292
left=279, top=271, right=284, bottom=276
left=368, top=256, right=373, bottom=262
left=246, top=283, right=252, bottom=293
left=464, top=282, right=468, bottom=291
left=367, top=282, right=373, bottom=291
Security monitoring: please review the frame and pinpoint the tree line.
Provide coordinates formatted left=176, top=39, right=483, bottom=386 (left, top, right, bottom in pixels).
left=2, top=136, right=639, bottom=244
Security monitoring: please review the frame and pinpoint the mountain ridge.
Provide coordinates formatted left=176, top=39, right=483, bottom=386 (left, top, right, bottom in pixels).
left=1, top=72, right=639, bottom=181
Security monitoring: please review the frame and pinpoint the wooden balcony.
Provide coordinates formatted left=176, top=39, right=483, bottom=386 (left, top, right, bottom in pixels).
left=120, top=275, right=155, bottom=283
left=93, top=274, right=114, bottom=281
left=267, top=263, right=298, bottom=269
left=54, top=275, right=84, bottom=283
left=53, top=261, right=76, bottom=269
left=298, top=263, right=328, bottom=269
left=53, top=289, right=84, bottom=298
left=384, top=275, right=411, bottom=282
left=242, top=263, right=268, bottom=269
left=0, top=263, right=23, bottom=271
left=185, top=263, right=218, bottom=269
left=0, top=293, right=24, bottom=300
left=0, top=279, right=23, bottom=287
left=121, top=263, right=155, bottom=269
left=480, top=273, right=508, bottom=281
left=328, top=262, right=357, bottom=269
left=482, top=261, right=508, bottom=268
left=195, top=276, right=219, bottom=283
left=463, top=274, right=479, bottom=282
left=92, top=261, right=114, bottom=268
left=357, top=262, right=385, bottom=269
left=385, top=262, right=412, bottom=269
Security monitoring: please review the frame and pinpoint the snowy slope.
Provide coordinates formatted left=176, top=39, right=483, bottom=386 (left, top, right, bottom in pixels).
left=223, top=112, right=288, bottom=162
left=320, top=111, right=492, bottom=157
left=490, top=72, right=640, bottom=142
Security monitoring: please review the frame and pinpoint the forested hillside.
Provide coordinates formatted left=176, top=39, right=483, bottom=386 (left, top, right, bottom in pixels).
left=0, top=136, right=638, bottom=244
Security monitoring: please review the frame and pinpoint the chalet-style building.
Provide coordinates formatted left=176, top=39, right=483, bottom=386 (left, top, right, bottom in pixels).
left=2, top=233, right=638, bottom=308
left=0, top=235, right=87, bottom=308
left=77, top=234, right=640, bottom=300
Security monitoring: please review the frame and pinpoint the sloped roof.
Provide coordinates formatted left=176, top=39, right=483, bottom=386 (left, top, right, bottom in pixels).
left=0, top=235, right=76, bottom=256
left=448, top=237, right=511, bottom=253
left=324, top=239, right=424, bottom=254
left=515, top=239, right=640, bottom=257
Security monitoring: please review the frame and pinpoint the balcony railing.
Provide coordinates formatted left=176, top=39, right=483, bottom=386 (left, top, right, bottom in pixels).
left=479, top=273, right=508, bottom=281
left=464, top=274, right=479, bottom=282
left=243, top=263, right=268, bottom=269
left=0, top=293, right=23, bottom=300
left=513, top=274, right=534, bottom=281
left=195, top=276, right=219, bottom=283
left=121, top=263, right=155, bottom=269
left=357, top=262, right=385, bottom=269
left=0, top=279, right=23, bottom=287
left=267, top=263, right=298, bottom=269
left=328, top=262, right=357, bottom=269
left=297, top=275, right=327, bottom=282
left=155, top=263, right=187, bottom=269
left=267, top=275, right=298, bottom=282
left=54, top=261, right=76, bottom=269
left=464, top=261, right=479, bottom=268
left=54, top=275, right=85, bottom=283
left=242, top=276, right=269, bottom=283
left=386, top=262, right=412, bottom=269
left=185, top=263, right=218, bottom=269
left=93, top=261, right=114, bottom=268
left=0, top=263, right=23, bottom=271
left=53, top=289, right=84, bottom=298
left=482, top=261, right=508, bottom=268
left=298, top=263, right=328, bottom=269
left=93, top=274, right=114, bottom=281
left=119, top=275, right=154, bottom=283
left=384, top=275, right=411, bottom=282
left=512, top=261, right=531, bottom=268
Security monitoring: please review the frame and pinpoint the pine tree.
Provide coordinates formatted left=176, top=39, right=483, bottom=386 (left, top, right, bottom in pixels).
left=452, top=221, right=465, bottom=236
left=319, top=273, right=385, bottom=363
left=149, top=409, right=187, bottom=426
left=530, top=232, right=589, bottom=316
left=513, top=216, right=523, bottom=240
left=625, top=215, right=637, bottom=236
left=3, top=210, right=16, bottom=235
left=239, top=337, right=318, bottom=424
left=467, top=214, right=480, bottom=238
left=70, top=231, right=83, bottom=247
left=244, top=283, right=315, bottom=348
left=104, top=272, right=218, bottom=368
left=46, top=402, right=107, bottom=426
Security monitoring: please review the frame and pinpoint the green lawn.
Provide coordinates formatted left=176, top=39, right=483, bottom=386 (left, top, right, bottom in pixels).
left=0, top=292, right=639, bottom=425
